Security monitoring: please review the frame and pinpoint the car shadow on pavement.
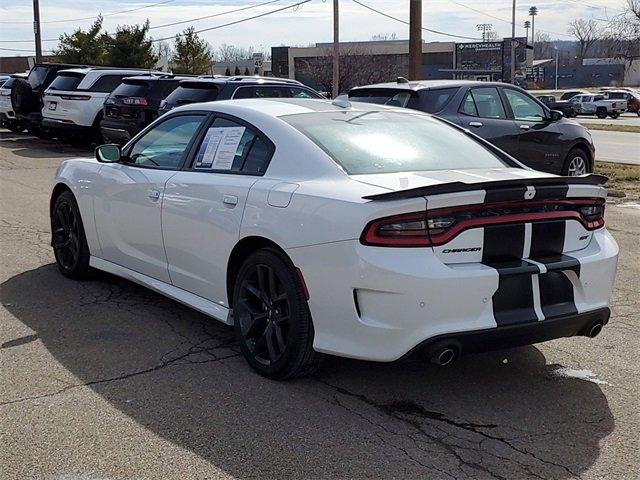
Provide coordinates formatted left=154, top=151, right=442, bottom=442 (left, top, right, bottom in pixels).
left=0, top=134, right=91, bottom=159
left=1, top=264, right=615, bottom=479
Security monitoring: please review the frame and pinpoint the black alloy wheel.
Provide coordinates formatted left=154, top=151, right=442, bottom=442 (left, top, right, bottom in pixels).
left=51, top=191, right=90, bottom=278
left=233, top=248, right=322, bottom=379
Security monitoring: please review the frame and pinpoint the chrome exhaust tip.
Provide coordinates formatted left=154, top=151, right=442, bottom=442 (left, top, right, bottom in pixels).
left=432, top=347, right=457, bottom=366
left=588, top=322, right=603, bottom=338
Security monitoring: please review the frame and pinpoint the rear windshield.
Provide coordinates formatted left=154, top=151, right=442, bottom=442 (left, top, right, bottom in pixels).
left=28, top=66, right=49, bottom=89
left=349, top=88, right=419, bottom=109
left=111, top=80, right=150, bottom=97
left=283, top=110, right=507, bottom=175
left=48, top=73, right=84, bottom=91
left=165, top=82, right=219, bottom=104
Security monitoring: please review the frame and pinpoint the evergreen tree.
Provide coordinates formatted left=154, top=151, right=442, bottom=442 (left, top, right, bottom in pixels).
left=104, top=20, right=157, bottom=68
left=244, top=67, right=250, bottom=75
left=225, top=66, right=231, bottom=76
left=171, top=27, right=214, bottom=75
left=53, top=16, right=108, bottom=65
left=234, top=66, right=241, bottom=75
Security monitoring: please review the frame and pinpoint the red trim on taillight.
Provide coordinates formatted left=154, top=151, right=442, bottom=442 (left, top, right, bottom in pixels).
left=361, top=197, right=605, bottom=248
left=122, top=97, right=148, bottom=106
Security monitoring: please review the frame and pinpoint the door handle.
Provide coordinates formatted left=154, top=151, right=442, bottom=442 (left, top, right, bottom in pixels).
left=469, top=121, right=483, bottom=128
left=519, top=124, right=531, bottom=130
left=222, top=194, right=238, bottom=206
left=148, top=189, right=161, bottom=200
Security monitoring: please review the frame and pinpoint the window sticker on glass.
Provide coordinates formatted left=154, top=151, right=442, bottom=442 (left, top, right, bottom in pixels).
left=195, top=126, right=246, bottom=170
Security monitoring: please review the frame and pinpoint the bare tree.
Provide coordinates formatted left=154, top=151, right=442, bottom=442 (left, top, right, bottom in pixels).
left=567, top=18, right=601, bottom=61
left=294, top=46, right=405, bottom=94
left=607, top=0, right=640, bottom=60
left=533, top=31, right=554, bottom=59
left=370, top=32, right=398, bottom=41
left=215, top=44, right=254, bottom=63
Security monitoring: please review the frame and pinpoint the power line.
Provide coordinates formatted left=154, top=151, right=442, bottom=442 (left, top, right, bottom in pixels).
left=0, top=46, right=53, bottom=53
left=151, top=0, right=311, bottom=42
left=351, top=0, right=482, bottom=40
left=0, top=0, right=283, bottom=44
left=149, top=0, right=281, bottom=30
left=0, top=0, right=180, bottom=24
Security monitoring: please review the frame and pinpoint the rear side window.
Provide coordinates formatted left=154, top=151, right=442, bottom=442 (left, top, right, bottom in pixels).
left=459, top=87, right=506, bottom=119
left=48, top=73, right=85, bottom=91
left=192, top=117, right=273, bottom=174
left=89, top=75, right=128, bottom=93
left=166, top=82, right=219, bottom=105
left=421, top=87, right=459, bottom=113
left=233, top=85, right=322, bottom=99
left=111, top=80, right=150, bottom=97
left=349, top=88, right=419, bottom=109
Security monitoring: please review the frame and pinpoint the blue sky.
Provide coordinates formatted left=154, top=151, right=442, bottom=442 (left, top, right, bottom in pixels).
left=0, top=0, right=625, bottom=56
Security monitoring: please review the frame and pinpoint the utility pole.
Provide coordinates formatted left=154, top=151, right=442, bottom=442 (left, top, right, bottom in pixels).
left=33, top=0, right=42, bottom=63
left=332, top=0, right=339, bottom=98
left=409, top=0, right=422, bottom=80
left=510, top=0, right=516, bottom=84
left=554, top=47, right=559, bottom=90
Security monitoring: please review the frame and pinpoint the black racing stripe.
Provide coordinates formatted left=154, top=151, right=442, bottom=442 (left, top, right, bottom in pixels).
left=482, top=224, right=525, bottom=262
left=539, top=271, right=578, bottom=318
left=491, top=273, right=538, bottom=326
left=530, top=185, right=569, bottom=200
left=531, top=253, right=581, bottom=276
left=530, top=220, right=566, bottom=257
left=483, top=186, right=528, bottom=203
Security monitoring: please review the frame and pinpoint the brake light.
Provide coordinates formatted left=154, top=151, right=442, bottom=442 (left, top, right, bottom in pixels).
left=122, top=97, right=148, bottom=106
left=60, top=95, right=91, bottom=100
left=361, top=198, right=605, bottom=248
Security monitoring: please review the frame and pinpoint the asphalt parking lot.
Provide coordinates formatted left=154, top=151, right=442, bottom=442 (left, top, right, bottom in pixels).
left=0, top=130, right=638, bottom=480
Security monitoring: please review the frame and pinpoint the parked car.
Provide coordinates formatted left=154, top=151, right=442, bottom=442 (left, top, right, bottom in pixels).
left=569, top=94, right=627, bottom=119
left=536, top=94, right=576, bottom=118
left=559, top=90, right=589, bottom=101
left=601, top=89, right=640, bottom=115
left=50, top=98, right=617, bottom=379
left=158, top=76, right=324, bottom=116
left=0, top=73, right=28, bottom=132
left=349, top=80, right=595, bottom=176
left=42, top=67, right=161, bottom=144
left=100, top=75, right=192, bottom=144
left=10, top=62, right=81, bottom=137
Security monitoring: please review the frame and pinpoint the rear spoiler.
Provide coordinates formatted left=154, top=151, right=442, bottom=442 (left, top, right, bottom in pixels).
left=362, top=174, right=608, bottom=201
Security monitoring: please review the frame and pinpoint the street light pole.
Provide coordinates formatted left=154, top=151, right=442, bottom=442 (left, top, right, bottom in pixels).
left=510, top=0, right=516, bottom=84
left=33, top=0, right=42, bottom=63
left=332, top=0, right=339, bottom=98
left=555, top=47, right=559, bottom=90
left=409, top=0, right=422, bottom=80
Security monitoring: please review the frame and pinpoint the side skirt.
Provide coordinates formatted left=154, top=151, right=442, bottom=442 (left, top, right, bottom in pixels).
left=89, top=256, right=232, bottom=325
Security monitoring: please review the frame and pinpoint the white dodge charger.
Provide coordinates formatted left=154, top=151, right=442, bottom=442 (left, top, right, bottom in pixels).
left=50, top=98, right=619, bottom=379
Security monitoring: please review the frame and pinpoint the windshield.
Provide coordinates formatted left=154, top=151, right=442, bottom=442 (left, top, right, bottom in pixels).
left=48, top=73, right=84, bottom=91
left=165, top=83, right=219, bottom=104
left=283, top=110, right=508, bottom=175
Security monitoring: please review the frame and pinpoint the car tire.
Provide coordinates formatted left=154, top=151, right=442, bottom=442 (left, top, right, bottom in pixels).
left=596, top=108, right=607, bottom=119
left=6, top=121, right=24, bottom=133
left=562, top=148, right=590, bottom=176
left=233, top=248, right=323, bottom=379
left=51, top=191, right=91, bottom=279
left=10, top=78, right=38, bottom=115
left=609, top=112, right=620, bottom=119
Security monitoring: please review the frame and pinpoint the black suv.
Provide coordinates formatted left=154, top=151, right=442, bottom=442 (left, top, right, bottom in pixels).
left=349, top=80, right=595, bottom=176
left=10, top=62, right=80, bottom=137
left=158, top=76, right=324, bottom=116
left=100, top=75, right=190, bottom=144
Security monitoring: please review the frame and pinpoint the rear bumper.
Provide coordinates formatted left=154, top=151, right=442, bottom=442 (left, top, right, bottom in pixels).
left=42, top=118, right=88, bottom=131
left=287, top=228, right=618, bottom=362
left=100, top=119, right=145, bottom=145
left=403, top=307, right=610, bottom=360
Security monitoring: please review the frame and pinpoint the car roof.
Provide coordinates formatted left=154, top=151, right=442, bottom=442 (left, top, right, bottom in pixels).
left=178, top=76, right=303, bottom=86
left=57, top=67, right=160, bottom=76
left=122, top=74, right=192, bottom=82
left=350, top=79, right=509, bottom=92
left=172, top=97, right=411, bottom=118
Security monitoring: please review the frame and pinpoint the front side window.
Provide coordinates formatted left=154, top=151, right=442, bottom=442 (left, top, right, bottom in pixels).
left=289, top=87, right=322, bottom=99
left=192, top=117, right=272, bottom=174
left=503, top=89, right=546, bottom=122
left=459, top=87, right=506, bottom=119
left=127, top=114, right=205, bottom=169
left=283, top=110, right=509, bottom=175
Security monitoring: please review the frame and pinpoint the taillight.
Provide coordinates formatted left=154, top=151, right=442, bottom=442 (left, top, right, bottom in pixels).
left=60, top=94, right=91, bottom=100
left=122, top=97, right=148, bottom=106
left=361, top=198, right=605, bottom=248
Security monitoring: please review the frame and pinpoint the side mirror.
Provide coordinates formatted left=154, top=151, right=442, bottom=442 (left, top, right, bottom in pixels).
left=549, top=110, right=563, bottom=121
left=95, top=144, right=121, bottom=163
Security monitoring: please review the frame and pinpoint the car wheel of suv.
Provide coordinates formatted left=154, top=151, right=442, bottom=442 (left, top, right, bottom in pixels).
left=563, top=149, right=589, bottom=176
left=51, top=191, right=91, bottom=279
left=6, top=121, right=24, bottom=133
left=233, top=248, right=323, bottom=379
left=609, top=112, right=620, bottom=119
left=596, top=108, right=607, bottom=119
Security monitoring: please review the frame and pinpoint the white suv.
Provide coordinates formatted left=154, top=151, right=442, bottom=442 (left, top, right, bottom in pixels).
left=42, top=68, right=159, bottom=143
left=0, top=73, right=27, bottom=132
